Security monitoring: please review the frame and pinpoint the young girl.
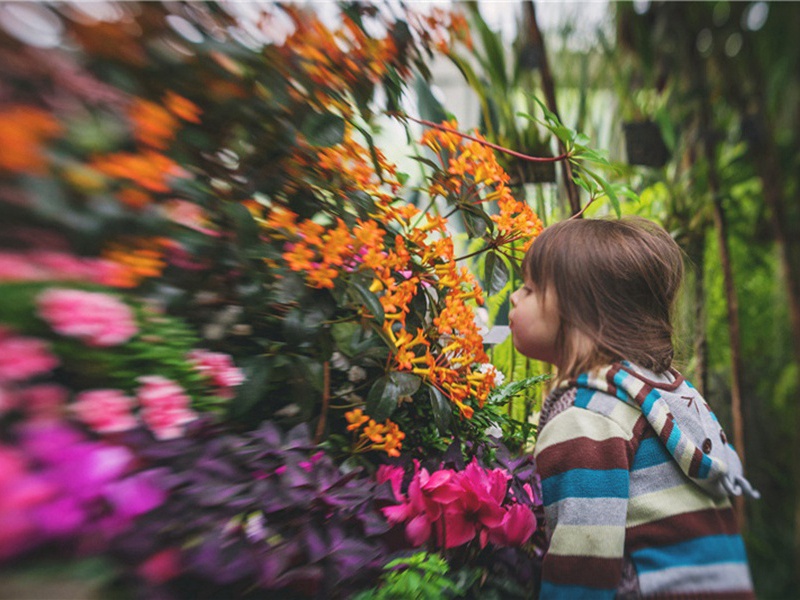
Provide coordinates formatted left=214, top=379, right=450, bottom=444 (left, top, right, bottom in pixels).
left=509, top=217, right=759, bottom=599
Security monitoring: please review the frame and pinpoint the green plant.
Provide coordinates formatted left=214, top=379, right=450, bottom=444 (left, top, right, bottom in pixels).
left=353, top=552, right=477, bottom=600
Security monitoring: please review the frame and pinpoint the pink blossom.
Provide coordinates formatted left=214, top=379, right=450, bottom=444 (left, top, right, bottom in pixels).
left=138, top=548, right=181, bottom=584
left=18, top=384, right=68, bottom=421
left=72, top=389, right=138, bottom=434
left=380, top=458, right=527, bottom=550
left=0, top=332, right=59, bottom=384
left=37, top=288, right=138, bottom=347
left=187, top=349, right=245, bottom=398
left=487, top=503, right=537, bottom=547
left=136, top=376, right=197, bottom=440
left=0, top=250, right=125, bottom=286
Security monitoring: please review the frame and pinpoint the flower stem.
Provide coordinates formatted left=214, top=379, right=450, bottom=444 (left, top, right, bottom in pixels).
left=399, top=114, right=571, bottom=163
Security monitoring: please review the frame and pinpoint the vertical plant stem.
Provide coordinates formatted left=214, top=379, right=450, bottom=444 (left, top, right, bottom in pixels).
left=315, top=361, right=331, bottom=444
left=525, top=1, right=581, bottom=216
left=696, top=64, right=747, bottom=529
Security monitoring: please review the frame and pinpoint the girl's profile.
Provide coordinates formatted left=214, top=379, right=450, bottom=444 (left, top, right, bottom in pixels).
left=512, top=218, right=759, bottom=598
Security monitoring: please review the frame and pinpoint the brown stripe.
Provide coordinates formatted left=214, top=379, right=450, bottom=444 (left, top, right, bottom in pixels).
left=618, top=363, right=686, bottom=391
left=537, top=436, right=629, bottom=478
left=688, top=447, right=705, bottom=478
left=659, top=413, right=674, bottom=445
left=627, top=507, right=740, bottom=553
left=649, top=592, right=754, bottom=600
left=544, top=554, right=624, bottom=589
left=625, top=415, right=650, bottom=465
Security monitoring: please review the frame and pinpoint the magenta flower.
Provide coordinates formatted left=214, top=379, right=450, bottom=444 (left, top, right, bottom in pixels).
left=488, top=503, right=537, bottom=547
left=0, top=330, right=59, bottom=384
left=72, top=389, right=138, bottom=434
left=187, top=349, right=245, bottom=399
left=136, top=375, right=197, bottom=440
left=379, top=458, right=534, bottom=550
left=37, top=288, right=138, bottom=347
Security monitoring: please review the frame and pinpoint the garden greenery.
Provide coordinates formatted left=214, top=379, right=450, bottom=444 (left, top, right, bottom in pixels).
left=0, top=2, right=620, bottom=597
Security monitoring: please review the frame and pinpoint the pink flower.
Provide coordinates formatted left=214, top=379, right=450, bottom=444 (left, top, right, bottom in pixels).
left=18, top=384, right=68, bottom=421
left=138, top=548, right=181, bottom=584
left=0, top=332, right=59, bottom=384
left=37, top=288, right=138, bottom=347
left=72, top=389, right=138, bottom=434
left=187, top=349, right=245, bottom=399
left=488, top=503, right=537, bottom=547
left=136, top=376, right=197, bottom=440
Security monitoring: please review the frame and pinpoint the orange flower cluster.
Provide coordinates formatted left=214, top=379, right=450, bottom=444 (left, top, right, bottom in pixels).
left=129, top=93, right=202, bottom=150
left=345, top=409, right=405, bottom=458
left=280, top=9, right=399, bottom=111
left=92, top=150, right=186, bottom=194
left=409, top=8, right=473, bottom=54
left=89, top=93, right=200, bottom=208
left=101, top=236, right=168, bottom=288
left=0, top=105, right=62, bottom=175
left=421, top=120, right=543, bottom=250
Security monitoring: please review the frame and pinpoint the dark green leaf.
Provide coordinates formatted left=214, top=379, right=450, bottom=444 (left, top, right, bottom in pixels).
left=301, top=112, right=345, bottom=147
left=485, top=251, right=509, bottom=295
left=231, top=356, right=272, bottom=417
left=366, top=376, right=396, bottom=421
left=429, top=385, right=452, bottom=434
left=415, top=76, right=448, bottom=124
left=390, top=371, right=421, bottom=396
left=350, top=280, right=385, bottom=325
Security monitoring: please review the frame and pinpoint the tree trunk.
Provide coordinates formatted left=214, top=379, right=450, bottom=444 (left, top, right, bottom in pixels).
left=524, top=1, right=581, bottom=216
left=697, top=66, right=747, bottom=529
left=688, top=234, right=708, bottom=396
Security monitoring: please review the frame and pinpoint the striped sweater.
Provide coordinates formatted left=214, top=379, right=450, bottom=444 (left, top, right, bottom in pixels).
left=533, top=362, right=758, bottom=599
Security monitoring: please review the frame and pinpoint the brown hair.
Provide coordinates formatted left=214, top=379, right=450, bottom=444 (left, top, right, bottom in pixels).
left=522, top=217, right=684, bottom=381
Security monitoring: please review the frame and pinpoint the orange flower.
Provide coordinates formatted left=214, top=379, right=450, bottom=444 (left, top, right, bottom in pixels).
left=129, top=98, right=177, bottom=149
left=102, top=236, right=167, bottom=288
left=0, top=105, right=62, bottom=174
left=345, top=408, right=369, bottom=431
left=164, top=91, right=202, bottom=124
left=92, top=150, right=185, bottom=194
left=117, top=187, right=152, bottom=210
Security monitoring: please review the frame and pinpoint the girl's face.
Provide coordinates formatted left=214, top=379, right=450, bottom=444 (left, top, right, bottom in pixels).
left=509, top=279, right=560, bottom=364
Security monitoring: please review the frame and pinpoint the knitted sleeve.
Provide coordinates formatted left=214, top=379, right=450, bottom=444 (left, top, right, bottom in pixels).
left=534, top=405, right=632, bottom=599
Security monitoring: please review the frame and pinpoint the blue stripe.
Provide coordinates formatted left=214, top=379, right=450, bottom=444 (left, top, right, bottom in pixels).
left=574, top=387, right=594, bottom=409
left=698, top=453, right=712, bottom=478
left=632, top=534, right=748, bottom=573
left=665, top=421, right=682, bottom=453
left=541, top=468, right=629, bottom=504
left=540, top=581, right=615, bottom=599
left=611, top=369, right=633, bottom=402
left=631, top=437, right=671, bottom=470
left=640, top=389, right=660, bottom=416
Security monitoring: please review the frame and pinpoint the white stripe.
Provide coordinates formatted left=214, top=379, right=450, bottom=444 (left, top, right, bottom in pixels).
left=534, top=407, right=631, bottom=457
left=638, top=562, right=753, bottom=595
left=548, top=524, right=625, bottom=558
left=627, top=484, right=731, bottom=527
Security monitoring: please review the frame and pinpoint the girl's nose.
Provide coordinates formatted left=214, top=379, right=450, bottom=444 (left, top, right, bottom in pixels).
left=510, top=289, right=518, bottom=307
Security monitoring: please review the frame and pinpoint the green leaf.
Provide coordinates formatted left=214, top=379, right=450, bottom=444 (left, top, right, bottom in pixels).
left=428, top=385, right=452, bottom=434
left=415, top=76, right=448, bottom=124
left=390, top=371, right=421, bottom=396
left=366, top=376, right=396, bottom=421
left=232, top=356, right=272, bottom=417
left=350, top=280, right=385, bottom=325
left=484, top=251, right=509, bottom=295
left=331, top=322, right=360, bottom=356
left=301, top=112, right=345, bottom=147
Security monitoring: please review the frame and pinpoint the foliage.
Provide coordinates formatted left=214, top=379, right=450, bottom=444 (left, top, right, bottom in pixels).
left=0, top=1, right=559, bottom=597
left=352, top=552, right=475, bottom=600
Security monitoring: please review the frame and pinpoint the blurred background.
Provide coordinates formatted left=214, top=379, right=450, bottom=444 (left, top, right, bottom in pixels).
left=0, top=1, right=798, bottom=598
